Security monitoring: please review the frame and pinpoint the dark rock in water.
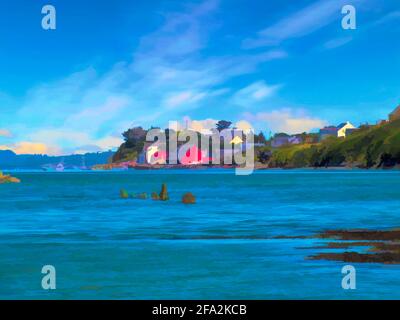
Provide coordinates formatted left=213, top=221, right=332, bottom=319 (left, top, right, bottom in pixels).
left=316, top=229, right=400, bottom=241
left=150, top=184, right=169, bottom=201
left=159, top=183, right=169, bottom=201
left=151, top=192, right=160, bottom=200
left=133, top=192, right=147, bottom=200
left=182, top=192, right=196, bottom=204
left=120, top=189, right=129, bottom=199
left=309, top=250, right=400, bottom=264
left=138, top=192, right=148, bottom=200
left=305, top=228, right=400, bottom=264
left=0, top=171, right=20, bottom=184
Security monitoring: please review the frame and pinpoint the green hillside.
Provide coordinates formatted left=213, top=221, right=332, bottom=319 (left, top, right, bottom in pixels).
left=266, top=119, right=400, bottom=168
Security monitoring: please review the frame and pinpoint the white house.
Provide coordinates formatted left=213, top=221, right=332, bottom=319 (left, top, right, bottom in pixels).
left=319, top=121, right=356, bottom=140
left=337, top=121, right=356, bottom=138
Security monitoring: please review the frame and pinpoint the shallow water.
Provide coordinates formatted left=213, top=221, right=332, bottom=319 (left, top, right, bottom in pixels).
left=1, top=169, right=400, bottom=299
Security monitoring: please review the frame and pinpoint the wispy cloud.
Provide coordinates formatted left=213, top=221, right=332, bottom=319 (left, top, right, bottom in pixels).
left=164, top=91, right=207, bottom=109
left=232, top=81, right=281, bottom=107
left=243, top=109, right=327, bottom=134
left=373, top=10, right=400, bottom=26
left=3, top=0, right=289, bottom=155
left=322, top=6, right=400, bottom=51
left=323, top=36, right=353, bottom=49
left=243, top=0, right=366, bottom=49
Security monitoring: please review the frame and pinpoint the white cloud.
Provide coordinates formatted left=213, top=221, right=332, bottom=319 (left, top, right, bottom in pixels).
left=171, top=117, right=218, bottom=134
left=373, top=10, right=400, bottom=26
left=234, top=120, right=254, bottom=133
left=5, top=0, right=288, bottom=156
left=0, top=141, right=60, bottom=155
left=188, top=118, right=218, bottom=133
left=164, top=91, right=207, bottom=109
left=243, top=0, right=366, bottom=48
left=323, top=36, right=353, bottom=49
left=95, top=135, right=123, bottom=151
left=64, top=96, right=130, bottom=131
left=232, top=81, right=281, bottom=107
left=243, top=109, right=327, bottom=134
left=23, top=128, right=122, bottom=155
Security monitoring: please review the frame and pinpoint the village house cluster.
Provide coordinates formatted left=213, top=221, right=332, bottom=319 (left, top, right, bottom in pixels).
left=270, top=104, right=400, bottom=148
left=139, top=128, right=258, bottom=166
left=124, top=104, right=400, bottom=166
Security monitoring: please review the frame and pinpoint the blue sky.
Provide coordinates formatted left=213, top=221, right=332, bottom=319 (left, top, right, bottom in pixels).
left=0, top=0, right=399, bottom=155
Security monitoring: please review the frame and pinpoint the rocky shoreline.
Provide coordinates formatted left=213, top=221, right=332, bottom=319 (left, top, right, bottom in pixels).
left=307, top=229, right=400, bottom=264
left=277, top=228, right=400, bottom=264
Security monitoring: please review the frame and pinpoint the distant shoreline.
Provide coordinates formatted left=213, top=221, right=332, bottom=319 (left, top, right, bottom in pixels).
left=92, top=162, right=400, bottom=171
left=4, top=165, right=400, bottom=172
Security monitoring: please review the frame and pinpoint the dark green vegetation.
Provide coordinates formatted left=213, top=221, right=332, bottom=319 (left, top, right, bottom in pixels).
left=119, top=183, right=170, bottom=201
left=257, top=119, right=400, bottom=168
left=112, top=127, right=147, bottom=162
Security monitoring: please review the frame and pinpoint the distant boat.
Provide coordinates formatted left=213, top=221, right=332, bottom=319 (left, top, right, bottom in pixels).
left=42, top=163, right=65, bottom=172
left=56, top=163, right=64, bottom=172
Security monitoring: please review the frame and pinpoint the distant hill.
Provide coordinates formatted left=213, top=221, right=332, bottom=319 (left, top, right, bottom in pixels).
left=0, top=150, right=114, bottom=170
left=265, top=119, right=400, bottom=168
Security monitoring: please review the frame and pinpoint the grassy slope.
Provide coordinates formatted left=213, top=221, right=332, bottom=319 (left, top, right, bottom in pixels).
left=267, top=119, right=400, bottom=168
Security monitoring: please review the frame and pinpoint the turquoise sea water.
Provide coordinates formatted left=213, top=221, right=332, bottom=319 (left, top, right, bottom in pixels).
left=1, top=169, right=400, bottom=299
